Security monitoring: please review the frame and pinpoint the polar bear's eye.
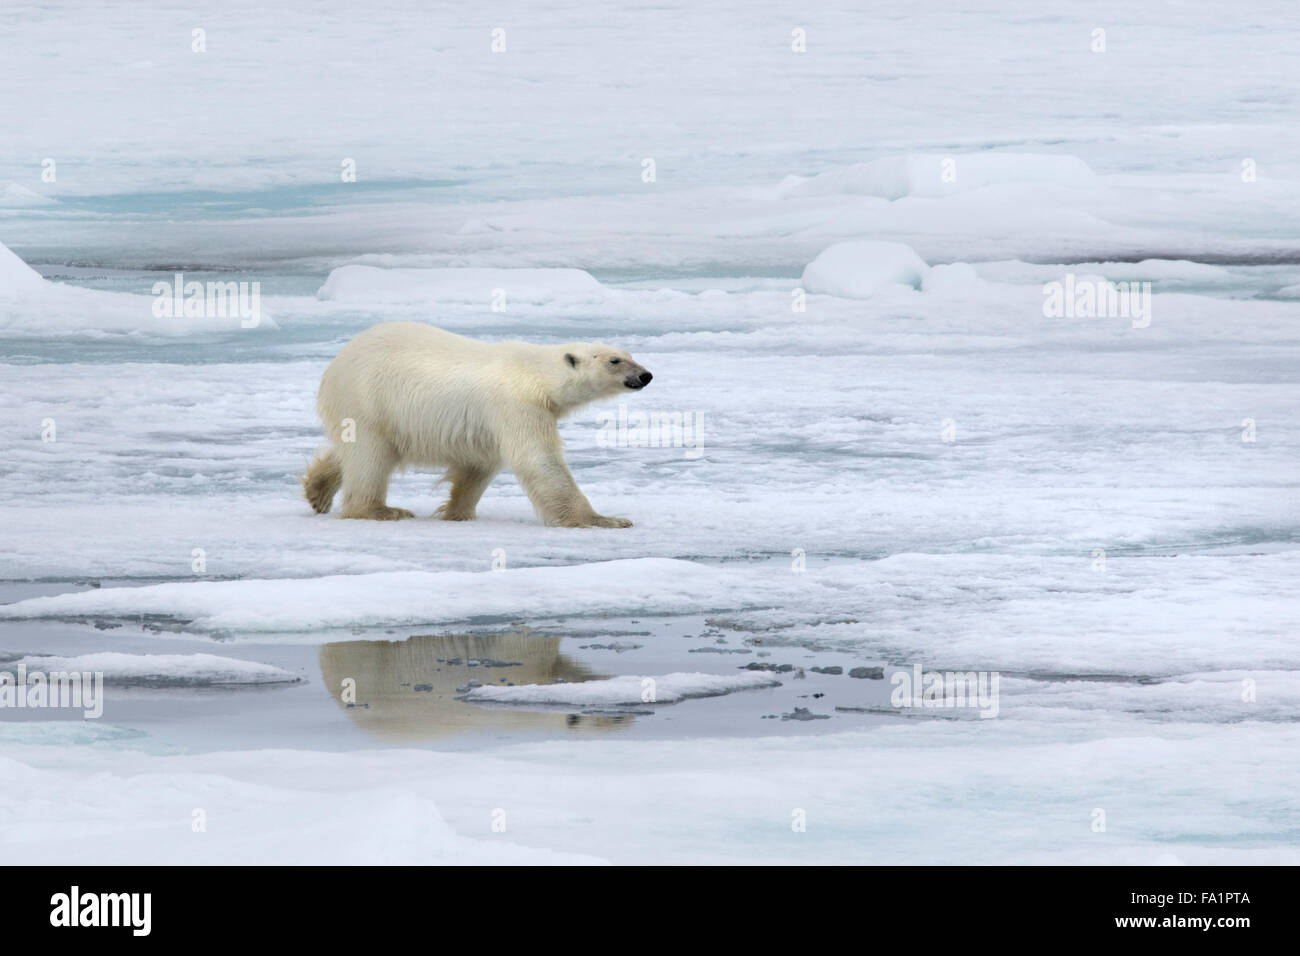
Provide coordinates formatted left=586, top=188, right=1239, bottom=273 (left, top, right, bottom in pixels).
left=609, top=358, right=621, bottom=365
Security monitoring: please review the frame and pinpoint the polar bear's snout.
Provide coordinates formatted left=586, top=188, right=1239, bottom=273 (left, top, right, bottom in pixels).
left=625, top=369, right=653, bottom=390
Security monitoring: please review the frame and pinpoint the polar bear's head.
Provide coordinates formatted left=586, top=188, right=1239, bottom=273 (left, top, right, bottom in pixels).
left=554, top=343, right=652, bottom=410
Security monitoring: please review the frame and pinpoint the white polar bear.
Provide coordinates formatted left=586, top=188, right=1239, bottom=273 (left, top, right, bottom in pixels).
left=302, top=322, right=652, bottom=528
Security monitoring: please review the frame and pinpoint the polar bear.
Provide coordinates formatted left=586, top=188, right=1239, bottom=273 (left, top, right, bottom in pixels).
left=302, top=322, right=652, bottom=527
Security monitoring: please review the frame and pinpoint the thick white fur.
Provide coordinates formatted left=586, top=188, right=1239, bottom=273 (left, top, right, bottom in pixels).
left=303, top=321, right=650, bottom=527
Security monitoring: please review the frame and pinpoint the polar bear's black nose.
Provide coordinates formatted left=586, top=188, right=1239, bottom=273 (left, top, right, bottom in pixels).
left=639, top=371, right=653, bottom=386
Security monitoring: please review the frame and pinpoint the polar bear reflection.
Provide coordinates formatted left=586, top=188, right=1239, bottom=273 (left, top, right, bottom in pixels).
left=319, top=630, right=628, bottom=741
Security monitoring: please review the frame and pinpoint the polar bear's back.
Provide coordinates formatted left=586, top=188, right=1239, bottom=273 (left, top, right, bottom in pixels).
left=332, top=321, right=492, bottom=372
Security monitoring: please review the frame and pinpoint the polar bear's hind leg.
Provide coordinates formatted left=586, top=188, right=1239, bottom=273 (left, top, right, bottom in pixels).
left=338, top=433, right=414, bottom=520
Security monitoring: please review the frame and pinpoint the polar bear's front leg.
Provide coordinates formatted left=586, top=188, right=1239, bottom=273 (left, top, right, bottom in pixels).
left=507, top=421, right=632, bottom=528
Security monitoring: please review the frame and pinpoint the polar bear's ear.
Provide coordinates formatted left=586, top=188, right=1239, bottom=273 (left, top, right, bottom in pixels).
left=565, top=352, right=578, bottom=367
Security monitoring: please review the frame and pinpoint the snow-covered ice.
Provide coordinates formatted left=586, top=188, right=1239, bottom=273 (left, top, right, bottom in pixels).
left=1, top=0, right=1298, bottom=865
left=0, top=559, right=741, bottom=634
left=780, top=153, right=1098, bottom=201
left=800, top=240, right=930, bottom=297
left=317, top=265, right=606, bottom=306
left=1, top=652, right=300, bottom=686
left=461, top=671, right=782, bottom=707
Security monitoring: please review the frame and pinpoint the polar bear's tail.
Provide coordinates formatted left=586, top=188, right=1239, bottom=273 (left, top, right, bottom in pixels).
left=302, top=448, right=343, bottom=514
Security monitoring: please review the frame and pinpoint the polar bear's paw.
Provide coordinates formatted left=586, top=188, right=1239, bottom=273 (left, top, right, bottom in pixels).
left=342, top=505, right=416, bottom=521
left=433, top=503, right=476, bottom=522
left=552, top=513, right=632, bottom=529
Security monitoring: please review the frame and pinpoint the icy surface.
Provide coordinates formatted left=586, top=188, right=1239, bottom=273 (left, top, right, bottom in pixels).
left=0, top=559, right=739, bottom=634
left=0, top=240, right=46, bottom=294
left=462, top=671, right=781, bottom=706
left=2, top=652, right=299, bottom=685
left=317, top=265, right=605, bottom=306
left=801, top=241, right=929, bottom=297
left=0, top=240, right=278, bottom=335
left=781, top=153, right=1097, bottom=201
left=1, top=0, right=1298, bottom=864
left=1, top=719, right=1296, bottom=865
